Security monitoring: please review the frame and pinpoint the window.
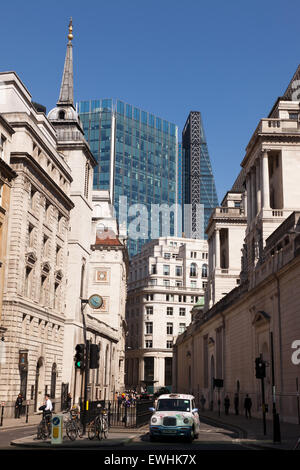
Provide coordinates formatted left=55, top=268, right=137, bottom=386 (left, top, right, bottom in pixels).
left=166, top=323, right=173, bottom=335
left=191, top=281, right=197, bottom=288
left=176, top=281, right=182, bottom=287
left=146, top=294, right=154, bottom=301
left=163, top=265, right=170, bottom=276
left=289, top=112, right=298, bottom=119
left=179, top=323, right=186, bottom=334
left=202, top=282, right=208, bottom=289
left=151, top=264, right=157, bottom=274
left=166, top=341, right=173, bottom=349
left=145, top=322, right=153, bottom=334
left=178, top=295, right=186, bottom=303
left=0, top=134, right=6, bottom=159
left=190, top=263, right=197, bottom=277
left=146, top=306, right=153, bottom=315
left=166, top=294, right=174, bottom=302
left=149, top=278, right=157, bottom=286
left=202, top=264, right=208, bottom=278
left=167, top=307, right=173, bottom=316
left=28, top=224, right=34, bottom=248
left=179, top=308, right=186, bottom=316
left=145, top=340, right=153, bottom=348
left=163, top=279, right=170, bottom=287
left=191, top=251, right=197, bottom=258
left=164, top=253, right=171, bottom=259
left=175, top=266, right=182, bottom=276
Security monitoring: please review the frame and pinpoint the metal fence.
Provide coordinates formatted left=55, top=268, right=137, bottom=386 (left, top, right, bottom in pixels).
left=79, top=399, right=154, bottom=428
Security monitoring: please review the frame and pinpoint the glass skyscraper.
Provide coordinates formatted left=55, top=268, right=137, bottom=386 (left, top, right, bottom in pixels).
left=182, top=111, right=218, bottom=238
left=78, top=99, right=178, bottom=257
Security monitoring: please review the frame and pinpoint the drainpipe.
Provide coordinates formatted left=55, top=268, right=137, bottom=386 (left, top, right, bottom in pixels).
left=273, top=273, right=284, bottom=412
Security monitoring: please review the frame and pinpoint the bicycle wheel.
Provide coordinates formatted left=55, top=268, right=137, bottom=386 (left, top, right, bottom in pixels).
left=88, top=420, right=96, bottom=440
left=77, top=420, right=84, bottom=438
left=66, top=420, right=77, bottom=441
left=101, top=417, right=109, bottom=439
left=96, top=417, right=103, bottom=440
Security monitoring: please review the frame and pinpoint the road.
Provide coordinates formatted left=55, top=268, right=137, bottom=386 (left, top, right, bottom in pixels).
left=0, top=421, right=255, bottom=451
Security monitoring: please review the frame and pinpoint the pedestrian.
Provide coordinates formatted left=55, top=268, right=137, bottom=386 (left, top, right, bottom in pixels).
left=224, top=395, right=230, bottom=415
left=200, top=394, right=206, bottom=412
left=66, top=392, right=72, bottom=410
left=234, top=393, right=239, bottom=415
left=244, top=394, right=252, bottom=419
left=44, top=394, right=53, bottom=423
left=15, top=393, right=23, bottom=419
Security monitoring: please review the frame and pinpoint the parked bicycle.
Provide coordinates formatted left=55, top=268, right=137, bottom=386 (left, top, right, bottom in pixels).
left=88, top=404, right=109, bottom=440
left=63, top=405, right=83, bottom=441
left=37, top=410, right=52, bottom=440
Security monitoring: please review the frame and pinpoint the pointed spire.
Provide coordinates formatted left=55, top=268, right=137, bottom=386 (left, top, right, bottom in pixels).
left=57, top=18, right=74, bottom=107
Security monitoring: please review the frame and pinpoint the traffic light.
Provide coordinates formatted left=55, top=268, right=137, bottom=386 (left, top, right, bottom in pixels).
left=89, top=344, right=100, bottom=369
left=75, top=344, right=85, bottom=370
left=255, top=356, right=266, bottom=379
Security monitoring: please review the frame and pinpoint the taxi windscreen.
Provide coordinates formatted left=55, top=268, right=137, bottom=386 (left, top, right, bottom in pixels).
left=156, top=399, right=190, bottom=412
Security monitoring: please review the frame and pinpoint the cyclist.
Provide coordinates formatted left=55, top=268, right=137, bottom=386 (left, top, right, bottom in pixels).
left=43, top=394, right=53, bottom=425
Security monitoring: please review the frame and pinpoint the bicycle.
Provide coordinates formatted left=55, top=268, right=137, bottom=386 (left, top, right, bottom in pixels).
left=64, top=406, right=83, bottom=441
left=37, top=411, right=52, bottom=440
left=88, top=404, right=109, bottom=440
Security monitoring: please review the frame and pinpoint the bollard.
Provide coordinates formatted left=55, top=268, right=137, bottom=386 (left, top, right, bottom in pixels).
left=0, top=404, right=4, bottom=427
left=26, top=403, right=29, bottom=423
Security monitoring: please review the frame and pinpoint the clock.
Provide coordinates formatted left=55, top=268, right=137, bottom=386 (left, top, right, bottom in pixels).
left=88, top=294, right=103, bottom=309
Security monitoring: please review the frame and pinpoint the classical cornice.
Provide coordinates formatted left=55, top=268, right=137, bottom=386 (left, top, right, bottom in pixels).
left=8, top=120, right=72, bottom=182
left=10, top=151, right=74, bottom=212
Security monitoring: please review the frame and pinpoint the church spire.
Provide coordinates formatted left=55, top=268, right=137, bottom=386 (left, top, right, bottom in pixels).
left=57, top=18, right=74, bottom=108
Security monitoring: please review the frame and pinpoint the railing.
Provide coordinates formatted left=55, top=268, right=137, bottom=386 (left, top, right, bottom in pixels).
left=80, top=399, right=154, bottom=428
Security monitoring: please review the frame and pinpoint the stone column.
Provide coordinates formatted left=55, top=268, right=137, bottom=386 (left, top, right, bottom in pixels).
left=215, top=228, right=220, bottom=269
left=246, top=175, right=251, bottom=223
left=261, top=149, right=270, bottom=210
left=256, top=159, right=261, bottom=213
left=251, top=167, right=256, bottom=218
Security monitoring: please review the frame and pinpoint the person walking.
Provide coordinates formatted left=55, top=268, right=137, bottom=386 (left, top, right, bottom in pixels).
left=66, top=393, right=72, bottom=410
left=244, top=394, right=252, bottom=419
left=234, top=393, right=239, bottom=415
left=200, top=395, right=206, bottom=412
left=224, top=395, right=230, bottom=415
left=15, top=393, right=23, bottom=419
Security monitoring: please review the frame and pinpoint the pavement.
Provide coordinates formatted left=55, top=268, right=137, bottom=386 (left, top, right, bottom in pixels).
left=199, top=409, right=300, bottom=450
left=0, top=412, right=148, bottom=448
left=2, top=410, right=300, bottom=450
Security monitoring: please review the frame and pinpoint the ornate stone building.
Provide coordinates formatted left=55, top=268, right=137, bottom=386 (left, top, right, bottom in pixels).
left=0, top=21, right=128, bottom=416
left=174, top=65, right=300, bottom=424
left=0, top=72, right=73, bottom=415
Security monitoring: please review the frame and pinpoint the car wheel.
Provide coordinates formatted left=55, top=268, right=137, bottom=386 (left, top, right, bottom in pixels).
left=187, top=427, right=195, bottom=443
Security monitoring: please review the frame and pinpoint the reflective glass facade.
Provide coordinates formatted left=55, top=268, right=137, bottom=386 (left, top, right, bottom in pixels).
left=78, top=99, right=178, bottom=257
left=182, top=111, right=218, bottom=238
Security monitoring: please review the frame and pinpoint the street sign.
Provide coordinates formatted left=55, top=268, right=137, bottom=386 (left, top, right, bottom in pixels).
left=51, top=414, right=63, bottom=445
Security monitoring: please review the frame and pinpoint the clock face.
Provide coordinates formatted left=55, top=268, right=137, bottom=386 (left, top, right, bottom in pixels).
left=88, top=294, right=103, bottom=309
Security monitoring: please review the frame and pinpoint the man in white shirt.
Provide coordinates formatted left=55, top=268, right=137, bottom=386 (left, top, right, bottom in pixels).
left=44, top=395, right=53, bottom=411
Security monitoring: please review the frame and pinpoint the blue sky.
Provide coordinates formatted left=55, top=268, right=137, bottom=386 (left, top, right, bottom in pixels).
left=1, top=0, right=300, bottom=200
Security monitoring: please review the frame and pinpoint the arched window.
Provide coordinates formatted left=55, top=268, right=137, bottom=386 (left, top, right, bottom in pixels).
left=202, top=264, right=208, bottom=278
left=50, top=363, right=57, bottom=398
left=190, top=262, right=197, bottom=278
left=58, top=110, right=65, bottom=120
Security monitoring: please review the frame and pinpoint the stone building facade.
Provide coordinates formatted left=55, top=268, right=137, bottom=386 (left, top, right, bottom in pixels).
left=0, top=22, right=128, bottom=416
left=126, top=236, right=208, bottom=393
left=0, top=72, right=73, bottom=415
left=174, top=66, right=300, bottom=424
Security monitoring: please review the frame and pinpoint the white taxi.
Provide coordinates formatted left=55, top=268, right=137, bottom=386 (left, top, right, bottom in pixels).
left=149, top=393, right=200, bottom=442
